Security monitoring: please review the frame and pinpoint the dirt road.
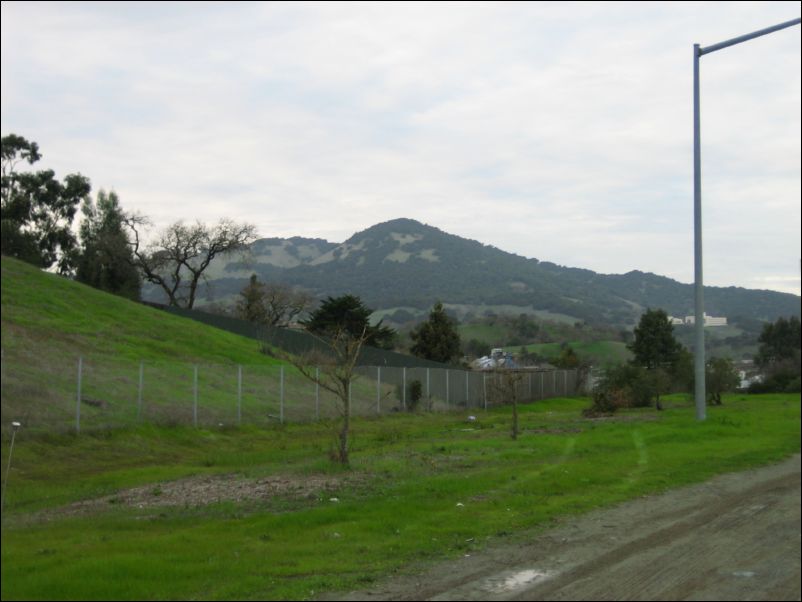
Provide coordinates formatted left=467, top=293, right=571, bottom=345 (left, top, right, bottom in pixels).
left=332, top=454, right=801, bottom=601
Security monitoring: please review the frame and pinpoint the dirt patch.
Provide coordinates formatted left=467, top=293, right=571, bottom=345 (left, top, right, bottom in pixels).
left=327, top=454, right=801, bottom=601
left=32, top=473, right=355, bottom=521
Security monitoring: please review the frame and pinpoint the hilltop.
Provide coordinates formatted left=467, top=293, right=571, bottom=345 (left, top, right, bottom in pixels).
left=156, top=218, right=800, bottom=328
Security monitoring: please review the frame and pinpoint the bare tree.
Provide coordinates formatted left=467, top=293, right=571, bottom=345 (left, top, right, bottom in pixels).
left=490, top=369, right=526, bottom=440
left=124, top=216, right=257, bottom=308
left=278, top=326, right=369, bottom=465
left=236, top=274, right=313, bottom=327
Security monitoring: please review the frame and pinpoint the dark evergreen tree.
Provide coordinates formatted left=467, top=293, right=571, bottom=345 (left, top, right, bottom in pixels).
left=628, top=308, right=682, bottom=370
left=410, top=301, right=461, bottom=364
left=627, top=308, right=684, bottom=410
left=76, top=190, right=141, bottom=300
left=302, top=294, right=396, bottom=350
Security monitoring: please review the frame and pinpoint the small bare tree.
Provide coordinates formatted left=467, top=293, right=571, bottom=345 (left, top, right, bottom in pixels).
left=278, top=326, right=369, bottom=465
left=124, top=215, right=257, bottom=308
left=490, top=369, right=526, bottom=440
left=236, top=274, right=313, bottom=327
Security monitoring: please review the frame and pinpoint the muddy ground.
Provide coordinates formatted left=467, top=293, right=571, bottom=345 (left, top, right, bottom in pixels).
left=329, top=454, right=801, bottom=601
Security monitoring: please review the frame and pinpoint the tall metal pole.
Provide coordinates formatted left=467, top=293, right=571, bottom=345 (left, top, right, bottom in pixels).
left=693, top=43, right=706, bottom=421
left=692, top=17, right=800, bottom=421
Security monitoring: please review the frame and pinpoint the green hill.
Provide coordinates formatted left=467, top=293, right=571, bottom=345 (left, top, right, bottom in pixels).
left=1, top=256, right=283, bottom=432
left=164, top=218, right=801, bottom=328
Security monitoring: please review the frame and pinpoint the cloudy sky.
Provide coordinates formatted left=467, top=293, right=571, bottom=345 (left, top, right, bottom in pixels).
left=2, top=1, right=800, bottom=295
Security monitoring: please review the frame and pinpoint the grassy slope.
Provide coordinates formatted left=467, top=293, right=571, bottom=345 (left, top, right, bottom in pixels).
left=1, top=256, right=282, bottom=365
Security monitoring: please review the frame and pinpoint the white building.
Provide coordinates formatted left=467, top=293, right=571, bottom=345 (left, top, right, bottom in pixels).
left=679, top=312, right=728, bottom=327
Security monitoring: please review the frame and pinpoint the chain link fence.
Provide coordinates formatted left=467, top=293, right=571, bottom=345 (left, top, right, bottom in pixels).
left=1, top=349, right=580, bottom=435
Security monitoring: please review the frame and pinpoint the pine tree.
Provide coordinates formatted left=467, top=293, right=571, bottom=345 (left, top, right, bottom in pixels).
left=410, top=301, right=461, bottom=364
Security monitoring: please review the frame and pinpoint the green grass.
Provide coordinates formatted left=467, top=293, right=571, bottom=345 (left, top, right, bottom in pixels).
left=524, top=340, right=632, bottom=366
left=2, top=256, right=800, bottom=599
left=1, top=258, right=371, bottom=431
left=2, top=394, right=799, bottom=600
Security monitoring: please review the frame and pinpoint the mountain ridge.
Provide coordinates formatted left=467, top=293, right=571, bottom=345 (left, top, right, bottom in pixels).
left=164, top=218, right=799, bottom=327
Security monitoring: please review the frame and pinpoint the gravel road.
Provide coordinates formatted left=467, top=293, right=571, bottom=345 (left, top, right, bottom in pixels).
left=331, top=454, right=801, bottom=601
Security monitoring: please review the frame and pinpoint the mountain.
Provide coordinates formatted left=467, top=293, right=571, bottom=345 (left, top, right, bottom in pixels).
left=147, top=218, right=800, bottom=327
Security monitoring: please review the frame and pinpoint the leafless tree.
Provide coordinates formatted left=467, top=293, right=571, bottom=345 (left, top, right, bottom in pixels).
left=490, top=368, right=526, bottom=440
left=124, top=216, right=257, bottom=308
left=236, top=274, right=313, bottom=327
left=278, top=326, right=369, bottom=465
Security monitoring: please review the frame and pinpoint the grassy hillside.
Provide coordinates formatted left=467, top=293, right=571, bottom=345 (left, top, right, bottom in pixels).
left=1, top=257, right=287, bottom=432
left=1, top=256, right=282, bottom=365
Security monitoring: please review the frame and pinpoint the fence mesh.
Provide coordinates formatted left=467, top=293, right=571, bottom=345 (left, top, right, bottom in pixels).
left=1, top=348, right=580, bottom=435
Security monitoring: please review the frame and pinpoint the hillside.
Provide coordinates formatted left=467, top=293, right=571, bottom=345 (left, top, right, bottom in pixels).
left=159, top=218, right=800, bottom=327
left=1, top=256, right=283, bottom=432
left=1, top=256, right=281, bottom=366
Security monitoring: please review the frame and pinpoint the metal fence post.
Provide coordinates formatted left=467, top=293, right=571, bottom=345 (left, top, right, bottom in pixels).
left=76, top=356, right=82, bottom=433
left=376, top=366, right=381, bottom=415
left=137, top=361, right=144, bottom=421
left=315, top=367, right=320, bottom=421
left=193, top=364, right=198, bottom=427
left=402, top=367, right=406, bottom=411
left=237, top=365, right=242, bottom=426
left=280, top=366, right=285, bottom=424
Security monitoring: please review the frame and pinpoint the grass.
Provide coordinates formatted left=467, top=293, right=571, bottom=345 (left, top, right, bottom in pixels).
left=2, top=393, right=799, bottom=600
left=524, top=340, right=632, bottom=366
left=2, top=256, right=800, bottom=599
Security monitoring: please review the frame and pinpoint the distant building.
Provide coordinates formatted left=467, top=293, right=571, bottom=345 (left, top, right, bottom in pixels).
left=669, top=312, right=727, bottom=327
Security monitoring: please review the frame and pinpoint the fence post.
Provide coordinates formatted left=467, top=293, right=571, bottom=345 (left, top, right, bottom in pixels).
left=446, top=370, right=450, bottom=408
left=483, top=372, right=487, bottom=410
left=280, top=366, right=285, bottom=424
left=237, top=365, right=242, bottom=426
left=465, top=371, right=469, bottom=407
left=316, top=367, right=320, bottom=421
left=402, top=367, right=407, bottom=411
left=137, top=361, right=144, bottom=421
left=376, top=366, right=381, bottom=415
left=193, top=365, right=198, bottom=427
left=76, top=356, right=82, bottom=434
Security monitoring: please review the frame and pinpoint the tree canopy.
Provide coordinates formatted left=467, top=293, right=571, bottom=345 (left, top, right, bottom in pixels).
left=1, top=133, right=91, bottom=273
left=302, top=294, right=396, bottom=350
left=409, top=301, right=461, bottom=364
left=124, top=216, right=257, bottom=309
left=628, top=308, right=683, bottom=371
left=75, top=189, right=141, bottom=300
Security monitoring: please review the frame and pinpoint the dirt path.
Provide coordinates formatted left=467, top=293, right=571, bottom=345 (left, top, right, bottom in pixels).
left=331, top=454, right=801, bottom=601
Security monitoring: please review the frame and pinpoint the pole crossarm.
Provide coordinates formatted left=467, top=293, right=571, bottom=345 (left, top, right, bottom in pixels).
left=699, top=17, right=801, bottom=56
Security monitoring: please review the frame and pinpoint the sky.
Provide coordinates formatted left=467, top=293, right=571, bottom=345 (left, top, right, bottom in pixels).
left=2, top=1, right=800, bottom=296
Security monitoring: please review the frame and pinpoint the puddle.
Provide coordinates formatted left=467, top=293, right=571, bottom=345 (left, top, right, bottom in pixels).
left=484, top=568, right=553, bottom=593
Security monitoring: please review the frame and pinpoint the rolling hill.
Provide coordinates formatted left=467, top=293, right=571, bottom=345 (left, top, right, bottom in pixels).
left=156, top=218, right=800, bottom=327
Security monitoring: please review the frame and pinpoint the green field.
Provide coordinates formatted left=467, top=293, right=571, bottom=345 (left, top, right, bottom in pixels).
left=1, top=256, right=800, bottom=600
left=2, top=394, right=799, bottom=600
left=524, top=340, right=632, bottom=366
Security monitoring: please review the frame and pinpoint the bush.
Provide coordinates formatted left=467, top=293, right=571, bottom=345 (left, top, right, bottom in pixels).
left=396, top=379, right=424, bottom=411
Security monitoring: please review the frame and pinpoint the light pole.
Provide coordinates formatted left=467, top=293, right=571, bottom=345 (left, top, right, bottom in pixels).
left=692, top=17, right=800, bottom=421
